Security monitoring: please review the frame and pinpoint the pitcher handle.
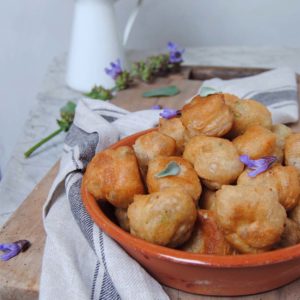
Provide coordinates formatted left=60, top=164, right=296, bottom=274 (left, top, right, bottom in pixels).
left=122, top=0, right=143, bottom=46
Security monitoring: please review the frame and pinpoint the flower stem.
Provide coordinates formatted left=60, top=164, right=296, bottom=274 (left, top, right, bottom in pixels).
left=24, top=127, right=64, bottom=158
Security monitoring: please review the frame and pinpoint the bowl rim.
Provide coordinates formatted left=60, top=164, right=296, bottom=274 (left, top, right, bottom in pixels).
left=81, top=128, right=300, bottom=268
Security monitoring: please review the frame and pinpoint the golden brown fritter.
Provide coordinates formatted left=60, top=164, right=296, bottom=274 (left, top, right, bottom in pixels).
left=271, top=124, right=292, bottom=163
left=272, top=124, right=292, bottom=149
left=84, top=146, right=145, bottom=208
left=200, top=188, right=217, bottom=211
left=128, top=188, right=197, bottom=247
left=285, top=133, right=300, bottom=174
left=181, top=210, right=233, bottom=255
left=183, top=136, right=244, bottom=189
left=237, top=165, right=300, bottom=211
left=181, top=94, right=233, bottom=137
left=290, top=200, right=300, bottom=226
left=158, top=117, right=186, bottom=154
left=215, top=185, right=286, bottom=254
left=233, top=125, right=277, bottom=159
left=278, top=218, right=300, bottom=248
left=133, top=131, right=176, bottom=175
left=223, top=93, right=240, bottom=107
left=115, top=208, right=130, bottom=232
left=225, top=98, right=272, bottom=138
left=146, top=156, right=202, bottom=204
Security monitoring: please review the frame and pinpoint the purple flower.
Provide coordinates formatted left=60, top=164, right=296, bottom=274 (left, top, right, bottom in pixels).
left=151, top=104, right=162, bottom=110
left=0, top=240, right=30, bottom=261
left=105, top=59, right=123, bottom=80
left=240, top=155, right=277, bottom=177
left=167, top=42, right=185, bottom=64
left=159, top=108, right=181, bottom=119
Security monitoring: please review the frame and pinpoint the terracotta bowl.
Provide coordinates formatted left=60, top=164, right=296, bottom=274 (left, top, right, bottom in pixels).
left=81, top=129, right=300, bottom=296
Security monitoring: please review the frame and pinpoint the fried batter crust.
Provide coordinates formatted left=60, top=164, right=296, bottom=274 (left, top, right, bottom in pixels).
left=237, top=165, right=300, bottom=211
left=128, top=188, right=197, bottom=247
left=181, top=210, right=233, bottom=255
left=233, top=125, right=276, bottom=159
left=183, top=136, right=243, bottom=189
left=133, top=131, right=176, bottom=174
left=84, top=146, right=145, bottom=208
left=225, top=98, right=272, bottom=138
left=215, top=185, right=286, bottom=253
left=146, top=156, right=202, bottom=204
left=285, top=133, right=300, bottom=174
left=181, top=94, right=233, bottom=137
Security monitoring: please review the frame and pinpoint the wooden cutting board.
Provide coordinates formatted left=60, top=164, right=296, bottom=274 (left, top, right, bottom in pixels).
left=1, top=66, right=300, bottom=300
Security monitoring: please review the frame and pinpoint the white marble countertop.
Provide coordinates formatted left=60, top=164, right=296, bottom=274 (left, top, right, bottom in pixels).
left=1, top=46, right=300, bottom=227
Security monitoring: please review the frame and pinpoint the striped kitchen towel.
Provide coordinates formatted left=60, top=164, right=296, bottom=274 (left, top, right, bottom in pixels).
left=200, top=67, right=298, bottom=124
left=40, top=98, right=169, bottom=300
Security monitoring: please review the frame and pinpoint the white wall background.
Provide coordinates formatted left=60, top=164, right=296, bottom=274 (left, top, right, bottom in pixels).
left=0, top=0, right=300, bottom=174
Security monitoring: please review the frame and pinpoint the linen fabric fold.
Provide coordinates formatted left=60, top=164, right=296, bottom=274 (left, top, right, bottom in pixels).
left=40, top=98, right=169, bottom=300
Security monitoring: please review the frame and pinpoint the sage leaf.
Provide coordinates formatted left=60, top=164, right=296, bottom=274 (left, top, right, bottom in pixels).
left=199, top=86, right=220, bottom=97
left=155, top=161, right=181, bottom=178
left=143, top=85, right=180, bottom=98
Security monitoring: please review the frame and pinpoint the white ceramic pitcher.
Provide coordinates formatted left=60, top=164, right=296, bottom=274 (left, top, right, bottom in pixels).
left=66, top=0, right=142, bottom=92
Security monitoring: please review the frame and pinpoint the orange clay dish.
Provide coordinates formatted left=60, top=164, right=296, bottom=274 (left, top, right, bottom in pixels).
left=81, top=92, right=300, bottom=296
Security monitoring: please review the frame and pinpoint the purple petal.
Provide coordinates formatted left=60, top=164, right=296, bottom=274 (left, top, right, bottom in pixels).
left=239, top=155, right=256, bottom=168
left=240, top=155, right=277, bottom=177
left=0, top=243, right=21, bottom=261
left=151, top=105, right=162, bottom=110
left=167, top=42, right=185, bottom=64
left=159, top=108, right=181, bottom=119
left=104, top=59, right=123, bottom=79
left=248, top=165, right=268, bottom=177
left=167, top=41, right=176, bottom=51
left=0, top=240, right=30, bottom=261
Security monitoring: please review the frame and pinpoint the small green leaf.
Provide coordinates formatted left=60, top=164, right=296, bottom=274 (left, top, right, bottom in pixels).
left=143, top=85, right=180, bottom=98
left=155, top=161, right=181, bottom=178
left=199, top=86, right=220, bottom=97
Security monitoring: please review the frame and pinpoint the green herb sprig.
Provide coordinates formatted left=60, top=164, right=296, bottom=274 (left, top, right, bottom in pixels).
left=24, top=101, right=76, bottom=158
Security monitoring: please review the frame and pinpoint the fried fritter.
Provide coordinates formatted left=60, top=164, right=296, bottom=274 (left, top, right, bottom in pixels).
left=183, top=136, right=244, bottom=189
left=146, top=156, right=202, bottom=204
left=285, top=133, right=300, bottom=174
left=237, top=165, right=300, bottom=211
left=158, top=117, right=186, bottom=154
left=272, top=124, right=292, bottom=149
left=133, top=131, right=176, bottom=175
left=271, top=124, right=292, bottom=163
left=115, top=208, right=130, bottom=232
left=84, top=146, right=145, bottom=208
left=200, top=188, right=217, bottom=211
left=128, top=188, right=197, bottom=247
left=181, top=94, right=233, bottom=137
left=233, top=125, right=277, bottom=159
left=278, top=218, right=300, bottom=248
left=181, top=210, right=233, bottom=255
left=215, top=185, right=286, bottom=254
left=290, top=200, right=300, bottom=226
left=225, top=98, right=272, bottom=138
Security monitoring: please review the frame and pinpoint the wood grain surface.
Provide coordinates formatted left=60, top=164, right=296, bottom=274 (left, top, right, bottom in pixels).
left=0, top=67, right=300, bottom=300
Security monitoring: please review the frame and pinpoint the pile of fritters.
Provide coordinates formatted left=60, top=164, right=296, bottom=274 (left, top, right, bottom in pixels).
left=83, top=93, right=300, bottom=255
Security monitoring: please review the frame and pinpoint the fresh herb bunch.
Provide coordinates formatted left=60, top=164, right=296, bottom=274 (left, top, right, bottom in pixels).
left=130, top=61, right=153, bottom=83
left=105, top=59, right=133, bottom=91
left=147, top=54, right=170, bottom=76
left=114, top=70, right=132, bottom=91
left=24, top=101, right=76, bottom=158
left=85, top=41, right=185, bottom=97
left=85, top=85, right=113, bottom=100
